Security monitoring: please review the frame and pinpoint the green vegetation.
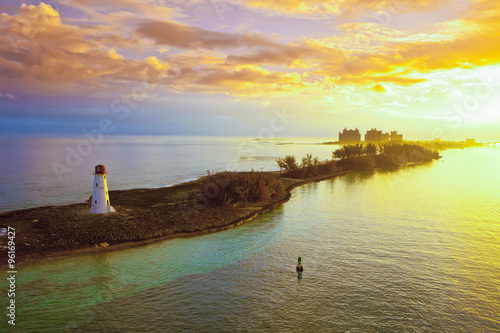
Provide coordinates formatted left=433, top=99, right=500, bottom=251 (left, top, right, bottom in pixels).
left=332, top=143, right=379, bottom=159
left=301, top=153, right=320, bottom=169
left=277, top=153, right=338, bottom=178
left=276, top=155, right=299, bottom=171
left=200, top=171, right=286, bottom=206
left=278, top=143, right=441, bottom=180
left=377, top=143, right=440, bottom=165
left=332, top=143, right=439, bottom=162
left=333, top=143, right=364, bottom=159
left=364, top=143, right=378, bottom=155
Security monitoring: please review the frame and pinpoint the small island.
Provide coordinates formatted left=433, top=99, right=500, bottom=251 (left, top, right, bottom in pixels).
left=0, top=143, right=440, bottom=265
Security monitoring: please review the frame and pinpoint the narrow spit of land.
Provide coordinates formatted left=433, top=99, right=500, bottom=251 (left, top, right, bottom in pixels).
left=0, top=144, right=441, bottom=265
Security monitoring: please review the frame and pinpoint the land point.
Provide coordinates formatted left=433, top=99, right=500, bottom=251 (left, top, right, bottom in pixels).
left=0, top=143, right=442, bottom=265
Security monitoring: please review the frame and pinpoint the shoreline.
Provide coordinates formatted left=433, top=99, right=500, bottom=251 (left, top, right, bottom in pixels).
left=1, top=146, right=440, bottom=266
left=11, top=190, right=293, bottom=264
left=1, top=168, right=366, bottom=266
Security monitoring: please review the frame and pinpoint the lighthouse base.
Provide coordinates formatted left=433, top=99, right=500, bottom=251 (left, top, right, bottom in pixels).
left=91, top=206, right=116, bottom=214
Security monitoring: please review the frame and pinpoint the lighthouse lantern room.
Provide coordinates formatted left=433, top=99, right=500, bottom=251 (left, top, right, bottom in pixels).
left=91, top=164, right=115, bottom=214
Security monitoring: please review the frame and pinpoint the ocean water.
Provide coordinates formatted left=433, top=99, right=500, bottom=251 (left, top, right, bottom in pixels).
left=0, top=136, right=335, bottom=212
left=0, top=138, right=499, bottom=331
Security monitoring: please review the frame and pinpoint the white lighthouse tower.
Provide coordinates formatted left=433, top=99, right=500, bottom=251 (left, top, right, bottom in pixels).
left=91, top=164, right=115, bottom=214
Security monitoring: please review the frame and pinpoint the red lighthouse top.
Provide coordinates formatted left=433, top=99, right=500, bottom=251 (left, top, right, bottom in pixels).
left=94, top=164, right=107, bottom=175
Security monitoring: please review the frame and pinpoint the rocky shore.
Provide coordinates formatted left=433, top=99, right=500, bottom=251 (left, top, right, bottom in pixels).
left=0, top=174, right=303, bottom=265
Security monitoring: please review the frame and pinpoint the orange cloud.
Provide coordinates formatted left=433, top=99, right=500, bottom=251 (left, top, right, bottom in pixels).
left=371, top=83, right=386, bottom=92
left=0, top=3, right=174, bottom=96
left=236, top=0, right=450, bottom=19
left=135, top=20, right=281, bottom=50
left=225, top=44, right=321, bottom=66
left=1, top=0, right=500, bottom=101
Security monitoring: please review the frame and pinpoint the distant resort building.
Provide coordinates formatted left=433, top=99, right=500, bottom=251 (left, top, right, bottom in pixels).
left=339, top=128, right=361, bottom=144
left=390, top=131, right=403, bottom=142
left=465, top=138, right=476, bottom=146
left=364, top=128, right=390, bottom=143
left=339, top=127, right=404, bottom=143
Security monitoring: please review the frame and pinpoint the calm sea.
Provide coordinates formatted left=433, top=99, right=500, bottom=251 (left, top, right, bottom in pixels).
left=0, top=137, right=499, bottom=332
left=0, top=136, right=335, bottom=212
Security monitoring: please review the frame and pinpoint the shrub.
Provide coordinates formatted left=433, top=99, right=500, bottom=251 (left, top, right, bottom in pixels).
left=337, top=156, right=376, bottom=171
left=278, top=154, right=340, bottom=179
left=317, top=160, right=338, bottom=174
left=276, top=155, right=298, bottom=171
left=380, top=143, right=438, bottom=163
left=374, top=154, right=398, bottom=168
left=201, top=171, right=286, bottom=206
left=333, top=144, right=364, bottom=159
left=301, top=154, right=314, bottom=168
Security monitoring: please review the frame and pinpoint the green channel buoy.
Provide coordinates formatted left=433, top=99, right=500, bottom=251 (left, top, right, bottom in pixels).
left=296, top=255, right=304, bottom=272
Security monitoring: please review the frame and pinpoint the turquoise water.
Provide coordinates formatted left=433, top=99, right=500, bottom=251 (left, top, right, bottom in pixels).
left=1, top=147, right=499, bottom=331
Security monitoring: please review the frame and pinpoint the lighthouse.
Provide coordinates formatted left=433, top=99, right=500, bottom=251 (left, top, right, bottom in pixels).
left=90, top=164, right=115, bottom=214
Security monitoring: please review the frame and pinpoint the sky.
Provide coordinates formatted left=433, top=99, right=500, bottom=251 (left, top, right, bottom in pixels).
left=0, top=0, right=499, bottom=141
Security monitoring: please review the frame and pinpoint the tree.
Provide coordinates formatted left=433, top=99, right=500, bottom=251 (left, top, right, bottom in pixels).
left=276, top=158, right=286, bottom=171
left=333, top=144, right=362, bottom=159
left=301, top=153, right=314, bottom=168
left=333, top=146, right=348, bottom=159
left=333, top=147, right=344, bottom=159
left=364, top=143, right=377, bottom=155
left=284, top=155, right=298, bottom=170
left=353, top=144, right=364, bottom=157
left=276, top=155, right=299, bottom=171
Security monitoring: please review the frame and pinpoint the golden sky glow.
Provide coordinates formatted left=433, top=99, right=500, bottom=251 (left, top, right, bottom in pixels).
left=0, top=0, right=499, bottom=139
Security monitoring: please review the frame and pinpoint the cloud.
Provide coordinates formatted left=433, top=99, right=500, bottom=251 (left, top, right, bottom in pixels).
left=371, top=83, right=386, bottom=92
left=0, top=3, right=177, bottom=95
left=0, top=92, right=16, bottom=99
left=135, top=19, right=280, bottom=50
left=1, top=0, right=500, bottom=102
left=66, top=0, right=179, bottom=20
left=225, top=44, right=322, bottom=66
left=233, top=0, right=449, bottom=19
